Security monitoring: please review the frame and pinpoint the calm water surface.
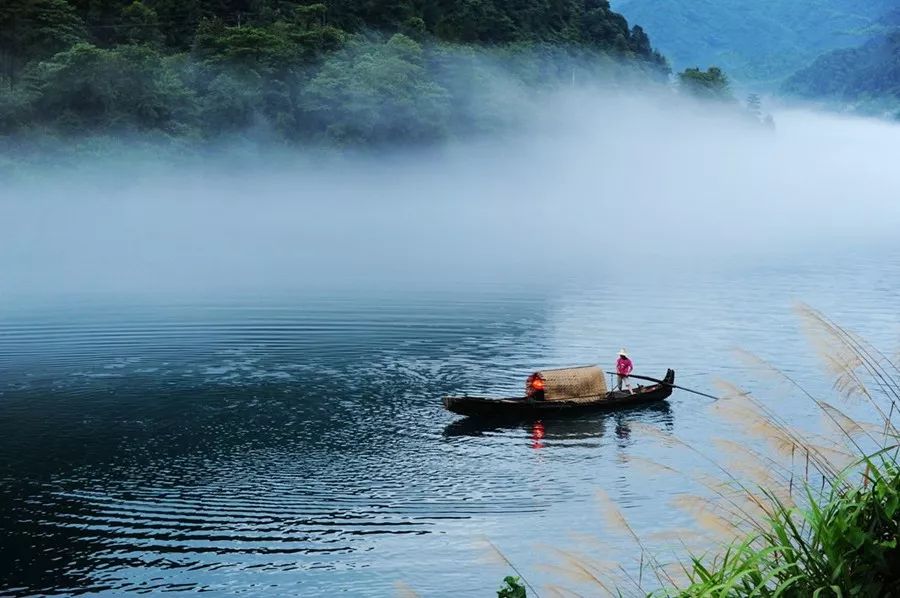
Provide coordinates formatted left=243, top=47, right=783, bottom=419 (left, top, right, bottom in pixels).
left=2, top=248, right=900, bottom=596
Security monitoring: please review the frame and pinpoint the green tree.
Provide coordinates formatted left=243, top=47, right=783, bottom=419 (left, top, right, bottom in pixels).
left=293, top=4, right=327, bottom=29
left=68, top=0, right=130, bottom=46
left=0, top=0, right=86, bottom=86
left=194, top=23, right=292, bottom=72
left=117, top=1, right=163, bottom=46
left=193, top=18, right=342, bottom=74
left=629, top=24, right=651, bottom=55
left=302, top=33, right=450, bottom=143
left=152, top=0, right=202, bottom=49
left=197, top=0, right=256, bottom=26
left=678, top=66, right=733, bottom=101
left=432, top=0, right=518, bottom=43
left=189, top=13, right=344, bottom=138
left=0, top=85, right=32, bottom=133
left=199, top=70, right=261, bottom=132
left=26, top=42, right=195, bottom=132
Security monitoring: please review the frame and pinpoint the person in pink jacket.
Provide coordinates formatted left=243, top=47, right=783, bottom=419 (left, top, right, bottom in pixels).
left=616, top=349, right=633, bottom=392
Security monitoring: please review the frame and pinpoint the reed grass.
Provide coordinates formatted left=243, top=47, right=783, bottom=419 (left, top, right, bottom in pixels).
left=483, top=304, right=900, bottom=597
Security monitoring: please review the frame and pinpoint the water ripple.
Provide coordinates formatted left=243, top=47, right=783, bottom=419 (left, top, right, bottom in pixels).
left=2, top=255, right=900, bottom=595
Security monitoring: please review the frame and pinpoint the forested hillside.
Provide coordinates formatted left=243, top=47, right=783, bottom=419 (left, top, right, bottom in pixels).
left=611, top=0, right=894, bottom=87
left=782, top=10, right=900, bottom=116
left=0, top=0, right=668, bottom=144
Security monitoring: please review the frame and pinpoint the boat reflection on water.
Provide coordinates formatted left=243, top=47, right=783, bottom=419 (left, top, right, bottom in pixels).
left=442, top=400, right=673, bottom=447
left=531, top=421, right=545, bottom=449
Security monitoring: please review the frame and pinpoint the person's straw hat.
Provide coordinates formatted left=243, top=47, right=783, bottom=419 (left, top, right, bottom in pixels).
left=618, top=348, right=628, bottom=357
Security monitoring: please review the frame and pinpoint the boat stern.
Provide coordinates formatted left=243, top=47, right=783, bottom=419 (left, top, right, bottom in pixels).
left=664, top=368, right=675, bottom=385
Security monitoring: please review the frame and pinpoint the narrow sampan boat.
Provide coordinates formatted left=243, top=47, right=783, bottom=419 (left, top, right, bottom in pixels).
left=442, top=366, right=675, bottom=419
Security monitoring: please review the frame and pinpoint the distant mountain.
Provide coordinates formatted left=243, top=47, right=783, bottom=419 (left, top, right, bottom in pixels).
left=782, top=23, right=900, bottom=117
left=610, top=0, right=895, bottom=87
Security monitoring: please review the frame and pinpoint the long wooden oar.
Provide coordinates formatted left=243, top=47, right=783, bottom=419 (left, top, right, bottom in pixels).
left=626, top=373, right=723, bottom=402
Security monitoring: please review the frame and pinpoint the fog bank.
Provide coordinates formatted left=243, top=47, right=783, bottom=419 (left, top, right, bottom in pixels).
left=3, top=88, right=900, bottom=299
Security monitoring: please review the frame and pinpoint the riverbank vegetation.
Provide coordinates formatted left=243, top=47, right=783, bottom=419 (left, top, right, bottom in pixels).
left=489, top=305, right=900, bottom=596
left=0, top=0, right=668, bottom=145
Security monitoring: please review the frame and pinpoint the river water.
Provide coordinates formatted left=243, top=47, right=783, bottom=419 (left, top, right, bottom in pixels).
left=2, top=244, right=899, bottom=596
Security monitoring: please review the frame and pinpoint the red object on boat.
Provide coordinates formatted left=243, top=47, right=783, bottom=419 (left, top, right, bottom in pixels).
left=526, top=373, right=546, bottom=396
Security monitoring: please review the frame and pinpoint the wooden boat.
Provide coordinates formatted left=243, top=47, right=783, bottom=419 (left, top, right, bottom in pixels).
left=442, top=400, right=672, bottom=437
left=442, top=368, right=675, bottom=419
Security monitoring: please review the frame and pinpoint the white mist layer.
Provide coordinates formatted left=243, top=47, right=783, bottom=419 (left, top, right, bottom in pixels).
left=2, top=89, right=900, bottom=297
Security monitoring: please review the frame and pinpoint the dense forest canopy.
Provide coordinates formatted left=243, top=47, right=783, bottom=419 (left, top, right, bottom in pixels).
left=0, top=0, right=670, bottom=144
left=612, top=0, right=895, bottom=87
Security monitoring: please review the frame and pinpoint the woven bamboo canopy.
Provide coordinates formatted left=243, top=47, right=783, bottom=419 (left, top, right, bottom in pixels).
left=528, top=365, right=608, bottom=402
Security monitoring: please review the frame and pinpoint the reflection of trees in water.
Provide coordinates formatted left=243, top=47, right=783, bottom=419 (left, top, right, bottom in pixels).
left=442, top=401, right=674, bottom=443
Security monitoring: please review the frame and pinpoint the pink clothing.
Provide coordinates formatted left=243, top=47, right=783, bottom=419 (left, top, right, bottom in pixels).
left=616, top=356, right=633, bottom=376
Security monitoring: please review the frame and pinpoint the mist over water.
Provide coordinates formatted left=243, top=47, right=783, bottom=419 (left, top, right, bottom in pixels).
left=3, top=86, right=900, bottom=596
left=4, top=87, right=900, bottom=299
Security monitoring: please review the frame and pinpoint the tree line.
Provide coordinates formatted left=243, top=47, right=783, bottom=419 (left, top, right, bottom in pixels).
left=0, top=0, right=672, bottom=144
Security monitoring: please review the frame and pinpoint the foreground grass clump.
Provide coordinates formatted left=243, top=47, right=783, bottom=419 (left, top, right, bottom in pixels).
left=487, top=304, right=900, bottom=597
left=497, top=576, right=527, bottom=597
left=670, top=463, right=900, bottom=597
